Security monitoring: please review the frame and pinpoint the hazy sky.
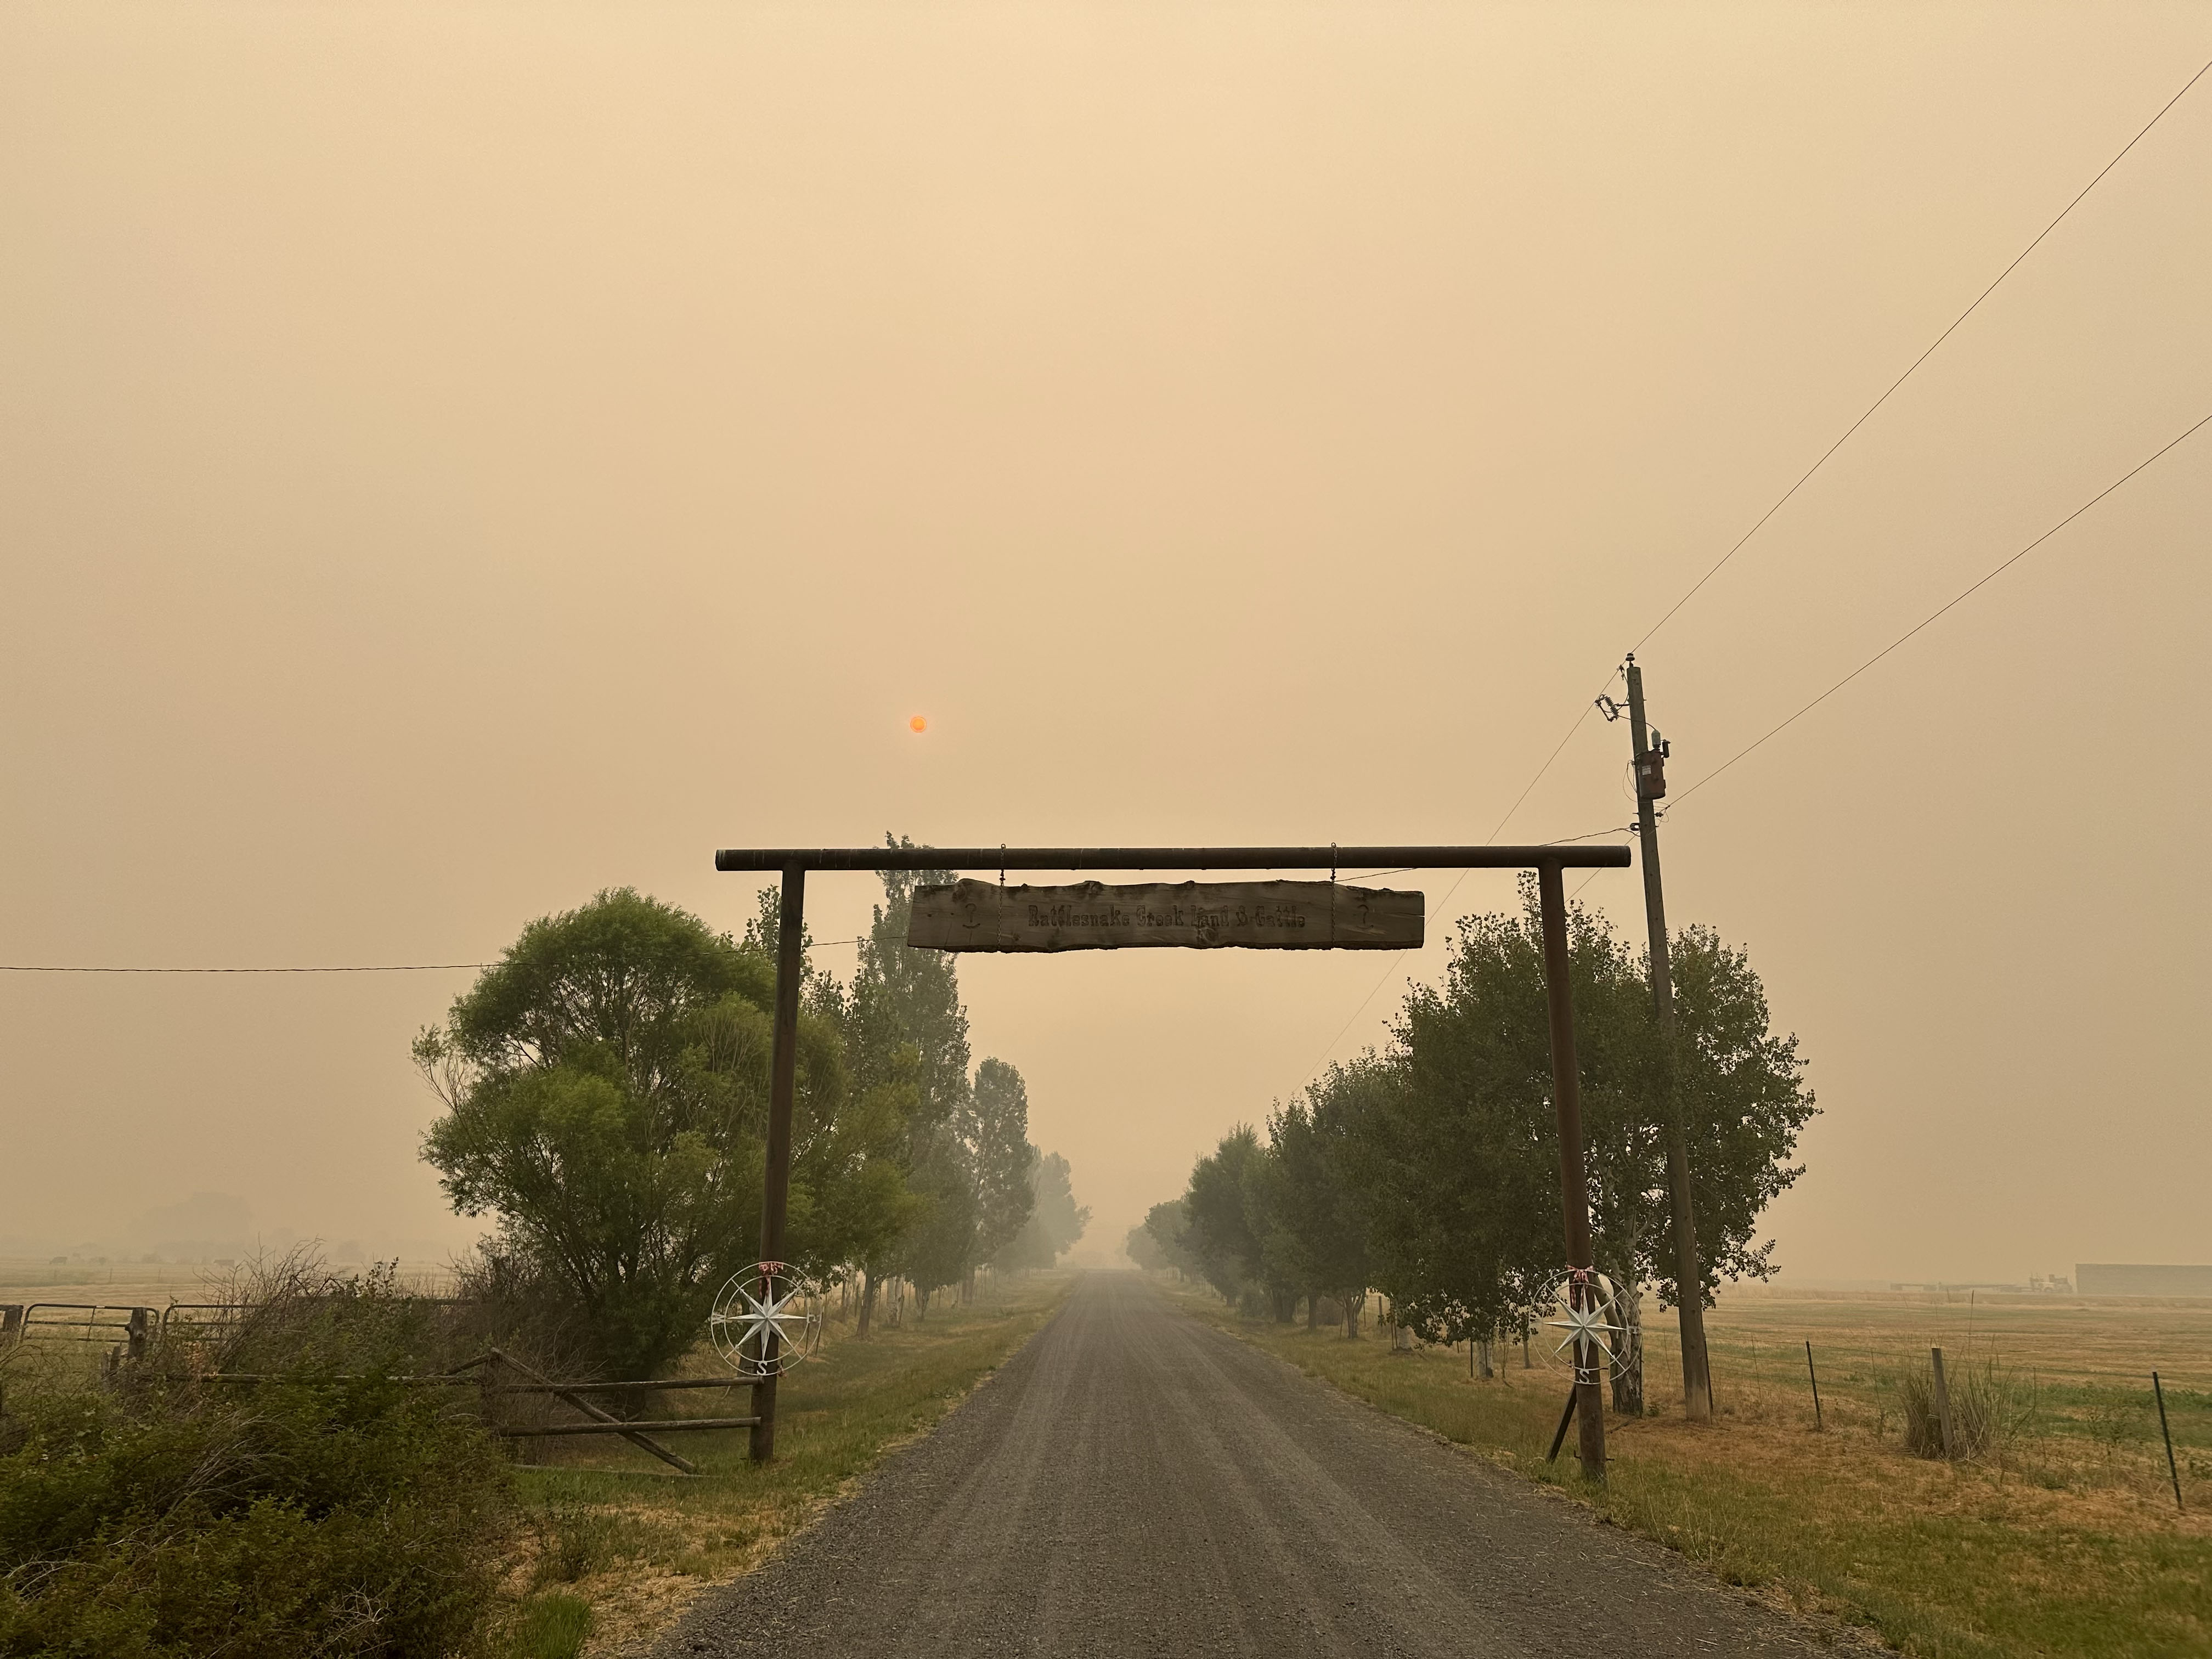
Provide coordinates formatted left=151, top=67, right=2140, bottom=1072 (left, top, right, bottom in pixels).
left=4, top=3, right=2207, bottom=1281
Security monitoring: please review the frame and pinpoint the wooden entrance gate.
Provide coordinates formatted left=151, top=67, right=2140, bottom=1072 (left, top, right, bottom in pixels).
left=713, top=844, right=1630, bottom=1479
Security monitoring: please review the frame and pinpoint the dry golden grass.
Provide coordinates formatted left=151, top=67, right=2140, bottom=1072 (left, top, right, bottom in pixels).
left=0, top=1255, right=461, bottom=1310
left=1658, top=1285, right=2211, bottom=1512
left=0, top=1256, right=464, bottom=1390
left=0, top=1256, right=240, bottom=1310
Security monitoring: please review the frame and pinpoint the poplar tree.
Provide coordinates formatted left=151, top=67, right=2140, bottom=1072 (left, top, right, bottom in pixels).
left=994, top=1152, right=1090, bottom=1269
left=1181, top=1127, right=1268, bottom=1305
left=1355, top=885, right=1814, bottom=1387
left=969, top=1058, right=1040, bottom=1263
left=1148, top=888, right=1815, bottom=1406
left=1137, top=1198, right=1202, bottom=1279
left=1261, top=1082, right=1373, bottom=1333
left=843, top=838, right=976, bottom=1318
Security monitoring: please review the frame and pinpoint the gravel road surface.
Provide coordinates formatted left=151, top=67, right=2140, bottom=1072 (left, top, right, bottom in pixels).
left=657, top=1272, right=1835, bottom=1658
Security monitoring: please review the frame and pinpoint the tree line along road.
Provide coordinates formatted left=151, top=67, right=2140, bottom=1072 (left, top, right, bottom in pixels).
left=655, top=1272, right=1837, bottom=1658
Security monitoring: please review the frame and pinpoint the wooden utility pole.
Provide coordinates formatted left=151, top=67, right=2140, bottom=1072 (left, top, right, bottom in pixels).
left=749, top=865, right=806, bottom=1464
left=1537, top=859, right=1606, bottom=1481
left=1621, top=656, right=1714, bottom=1421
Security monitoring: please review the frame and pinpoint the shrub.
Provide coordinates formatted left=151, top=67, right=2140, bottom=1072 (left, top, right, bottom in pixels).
left=448, top=1244, right=601, bottom=1384
left=0, top=1257, right=516, bottom=1657
left=1897, top=1352, right=2039, bottom=1461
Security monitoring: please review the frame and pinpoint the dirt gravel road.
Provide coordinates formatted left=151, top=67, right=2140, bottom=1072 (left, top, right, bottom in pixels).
left=658, top=1272, right=1837, bottom=1658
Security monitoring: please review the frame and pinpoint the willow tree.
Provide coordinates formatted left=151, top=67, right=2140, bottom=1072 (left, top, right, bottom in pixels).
left=417, top=888, right=905, bottom=1378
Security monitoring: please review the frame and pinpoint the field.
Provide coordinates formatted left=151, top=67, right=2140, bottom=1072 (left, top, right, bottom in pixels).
left=0, top=1256, right=464, bottom=1389
left=1171, top=1280, right=2211, bottom=1658
left=505, top=1271, right=1075, bottom=1658
left=0, top=1256, right=460, bottom=1310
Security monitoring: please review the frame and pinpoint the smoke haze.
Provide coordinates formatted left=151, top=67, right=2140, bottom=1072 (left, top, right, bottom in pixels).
left=3, top=3, right=2207, bottom=1282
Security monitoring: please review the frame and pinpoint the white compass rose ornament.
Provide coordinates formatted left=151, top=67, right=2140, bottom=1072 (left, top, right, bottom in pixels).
left=1533, top=1268, right=1634, bottom=1381
left=709, top=1262, right=825, bottom=1379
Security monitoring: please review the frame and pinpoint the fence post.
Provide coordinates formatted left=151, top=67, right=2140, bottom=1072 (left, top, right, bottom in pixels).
left=1929, top=1346, right=1958, bottom=1459
left=2154, top=1372, right=2185, bottom=1512
left=480, top=1352, right=505, bottom=1463
left=127, top=1307, right=150, bottom=1363
left=0, top=1306, right=20, bottom=1341
left=1805, top=1340, right=1824, bottom=1432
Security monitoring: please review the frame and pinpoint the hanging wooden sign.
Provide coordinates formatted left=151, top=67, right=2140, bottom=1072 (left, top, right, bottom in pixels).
left=905, top=878, right=1424, bottom=953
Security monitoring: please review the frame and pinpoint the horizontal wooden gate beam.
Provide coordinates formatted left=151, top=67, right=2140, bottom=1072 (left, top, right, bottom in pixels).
left=715, top=845, right=1631, bottom=873
left=501, top=1417, right=760, bottom=1437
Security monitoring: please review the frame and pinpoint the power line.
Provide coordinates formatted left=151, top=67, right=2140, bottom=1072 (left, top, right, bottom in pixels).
left=1632, top=52, right=2212, bottom=656
left=0, top=939, right=879, bottom=973
left=1486, top=61, right=2209, bottom=911
left=1280, top=823, right=1635, bottom=1097
left=1470, top=52, right=2210, bottom=863
left=1542, top=825, right=1637, bottom=845
left=1482, top=675, right=1621, bottom=844
left=52, top=66, right=2204, bottom=1048
left=1280, top=57, right=2209, bottom=1099
left=1667, top=406, right=2212, bottom=811
left=1569, top=864, right=1613, bottom=901
left=1, top=962, right=490, bottom=974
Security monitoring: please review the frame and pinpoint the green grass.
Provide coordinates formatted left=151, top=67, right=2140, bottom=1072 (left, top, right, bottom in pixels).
left=508, top=1592, right=592, bottom=1659
left=504, top=1272, right=1074, bottom=1647
left=1167, top=1284, right=2212, bottom=1658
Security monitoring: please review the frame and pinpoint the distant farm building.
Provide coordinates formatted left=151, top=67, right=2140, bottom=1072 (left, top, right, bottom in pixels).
left=2075, top=1263, right=2212, bottom=1296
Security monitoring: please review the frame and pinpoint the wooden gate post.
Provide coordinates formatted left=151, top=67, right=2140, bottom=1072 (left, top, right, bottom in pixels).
left=1537, top=859, right=1606, bottom=1482
left=749, top=865, right=806, bottom=1464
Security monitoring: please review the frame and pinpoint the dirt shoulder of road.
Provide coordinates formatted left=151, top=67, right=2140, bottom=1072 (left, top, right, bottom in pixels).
left=507, top=1272, right=1076, bottom=1659
left=1166, top=1282, right=2212, bottom=1659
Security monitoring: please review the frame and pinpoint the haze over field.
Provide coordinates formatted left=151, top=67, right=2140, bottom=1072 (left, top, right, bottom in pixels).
left=3, top=4, right=2207, bottom=1284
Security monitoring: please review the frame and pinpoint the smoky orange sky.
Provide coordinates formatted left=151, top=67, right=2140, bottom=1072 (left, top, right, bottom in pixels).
left=4, top=4, right=2208, bottom=1282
